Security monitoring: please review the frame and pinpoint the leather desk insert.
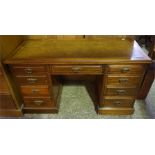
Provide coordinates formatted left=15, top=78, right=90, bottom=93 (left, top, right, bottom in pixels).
left=3, top=38, right=152, bottom=115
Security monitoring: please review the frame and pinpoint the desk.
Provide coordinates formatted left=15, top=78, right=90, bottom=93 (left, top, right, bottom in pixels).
left=4, top=38, right=151, bottom=115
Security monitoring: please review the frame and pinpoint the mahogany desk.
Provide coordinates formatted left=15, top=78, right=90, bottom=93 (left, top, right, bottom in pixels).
left=4, top=38, right=151, bottom=115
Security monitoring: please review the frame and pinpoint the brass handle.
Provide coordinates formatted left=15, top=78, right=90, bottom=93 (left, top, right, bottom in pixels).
left=71, top=67, right=81, bottom=73
left=121, top=67, right=130, bottom=73
left=116, top=89, right=126, bottom=95
left=34, top=100, right=44, bottom=105
left=27, top=78, right=37, bottom=83
left=25, top=68, right=33, bottom=74
left=113, top=101, right=121, bottom=106
left=32, top=89, right=40, bottom=94
left=119, top=78, right=128, bottom=83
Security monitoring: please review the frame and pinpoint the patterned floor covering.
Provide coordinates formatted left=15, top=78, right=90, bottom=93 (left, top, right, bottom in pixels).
left=146, top=80, right=155, bottom=118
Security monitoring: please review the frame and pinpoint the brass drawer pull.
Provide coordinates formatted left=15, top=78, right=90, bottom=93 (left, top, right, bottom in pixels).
left=121, top=67, right=130, bottom=73
left=113, top=101, right=121, bottom=106
left=119, top=78, right=128, bottom=83
left=25, top=68, right=33, bottom=74
left=71, top=67, right=81, bottom=73
left=34, top=100, right=44, bottom=105
left=27, top=78, right=37, bottom=83
left=32, top=89, right=40, bottom=94
left=116, top=89, right=126, bottom=95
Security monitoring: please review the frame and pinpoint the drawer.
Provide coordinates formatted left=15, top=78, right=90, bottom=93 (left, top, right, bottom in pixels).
left=12, top=65, right=47, bottom=76
left=101, top=97, right=134, bottom=108
left=107, top=75, right=141, bottom=87
left=107, top=65, right=145, bottom=75
left=23, top=97, right=54, bottom=108
left=0, top=95, right=16, bottom=109
left=20, top=85, right=50, bottom=96
left=16, top=76, right=48, bottom=85
left=105, top=86, right=138, bottom=96
left=52, top=65, right=102, bottom=74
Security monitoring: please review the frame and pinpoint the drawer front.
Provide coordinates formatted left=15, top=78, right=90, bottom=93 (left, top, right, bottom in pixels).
left=101, top=98, right=134, bottom=108
left=20, top=85, right=50, bottom=96
left=23, top=97, right=54, bottom=108
left=52, top=65, right=102, bottom=74
left=16, top=76, right=48, bottom=85
left=105, top=87, right=138, bottom=96
left=107, top=65, right=145, bottom=75
left=12, top=65, right=47, bottom=76
left=107, top=75, right=141, bottom=86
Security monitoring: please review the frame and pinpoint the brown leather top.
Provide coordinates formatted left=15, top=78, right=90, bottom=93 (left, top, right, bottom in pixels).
left=4, top=38, right=151, bottom=64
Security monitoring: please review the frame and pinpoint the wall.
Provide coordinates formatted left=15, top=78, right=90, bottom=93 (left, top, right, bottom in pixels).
left=25, top=35, right=134, bottom=40
left=25, top=35, right=84, bottom=40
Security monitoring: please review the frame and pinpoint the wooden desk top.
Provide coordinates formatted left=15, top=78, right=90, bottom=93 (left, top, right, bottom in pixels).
left=4, top=38, right=151, bottom=64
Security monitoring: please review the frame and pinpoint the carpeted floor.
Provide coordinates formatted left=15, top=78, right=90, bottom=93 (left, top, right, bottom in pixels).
left=24, top=84, right=150, bottom=119
left=146, top=80, right=155, bottom=118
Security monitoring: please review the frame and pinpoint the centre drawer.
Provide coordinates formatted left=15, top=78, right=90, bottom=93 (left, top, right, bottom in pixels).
left=23, top=97, right=54, bottom=108
left=16, top=76, right=48, bottom=85
left=107, top=75, right=141, bottom=87
left=12, top=65, right=47, bottom=76
left=20, top=85, right=50, bottom=96
left=52, top=65, right=103, bottom=74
